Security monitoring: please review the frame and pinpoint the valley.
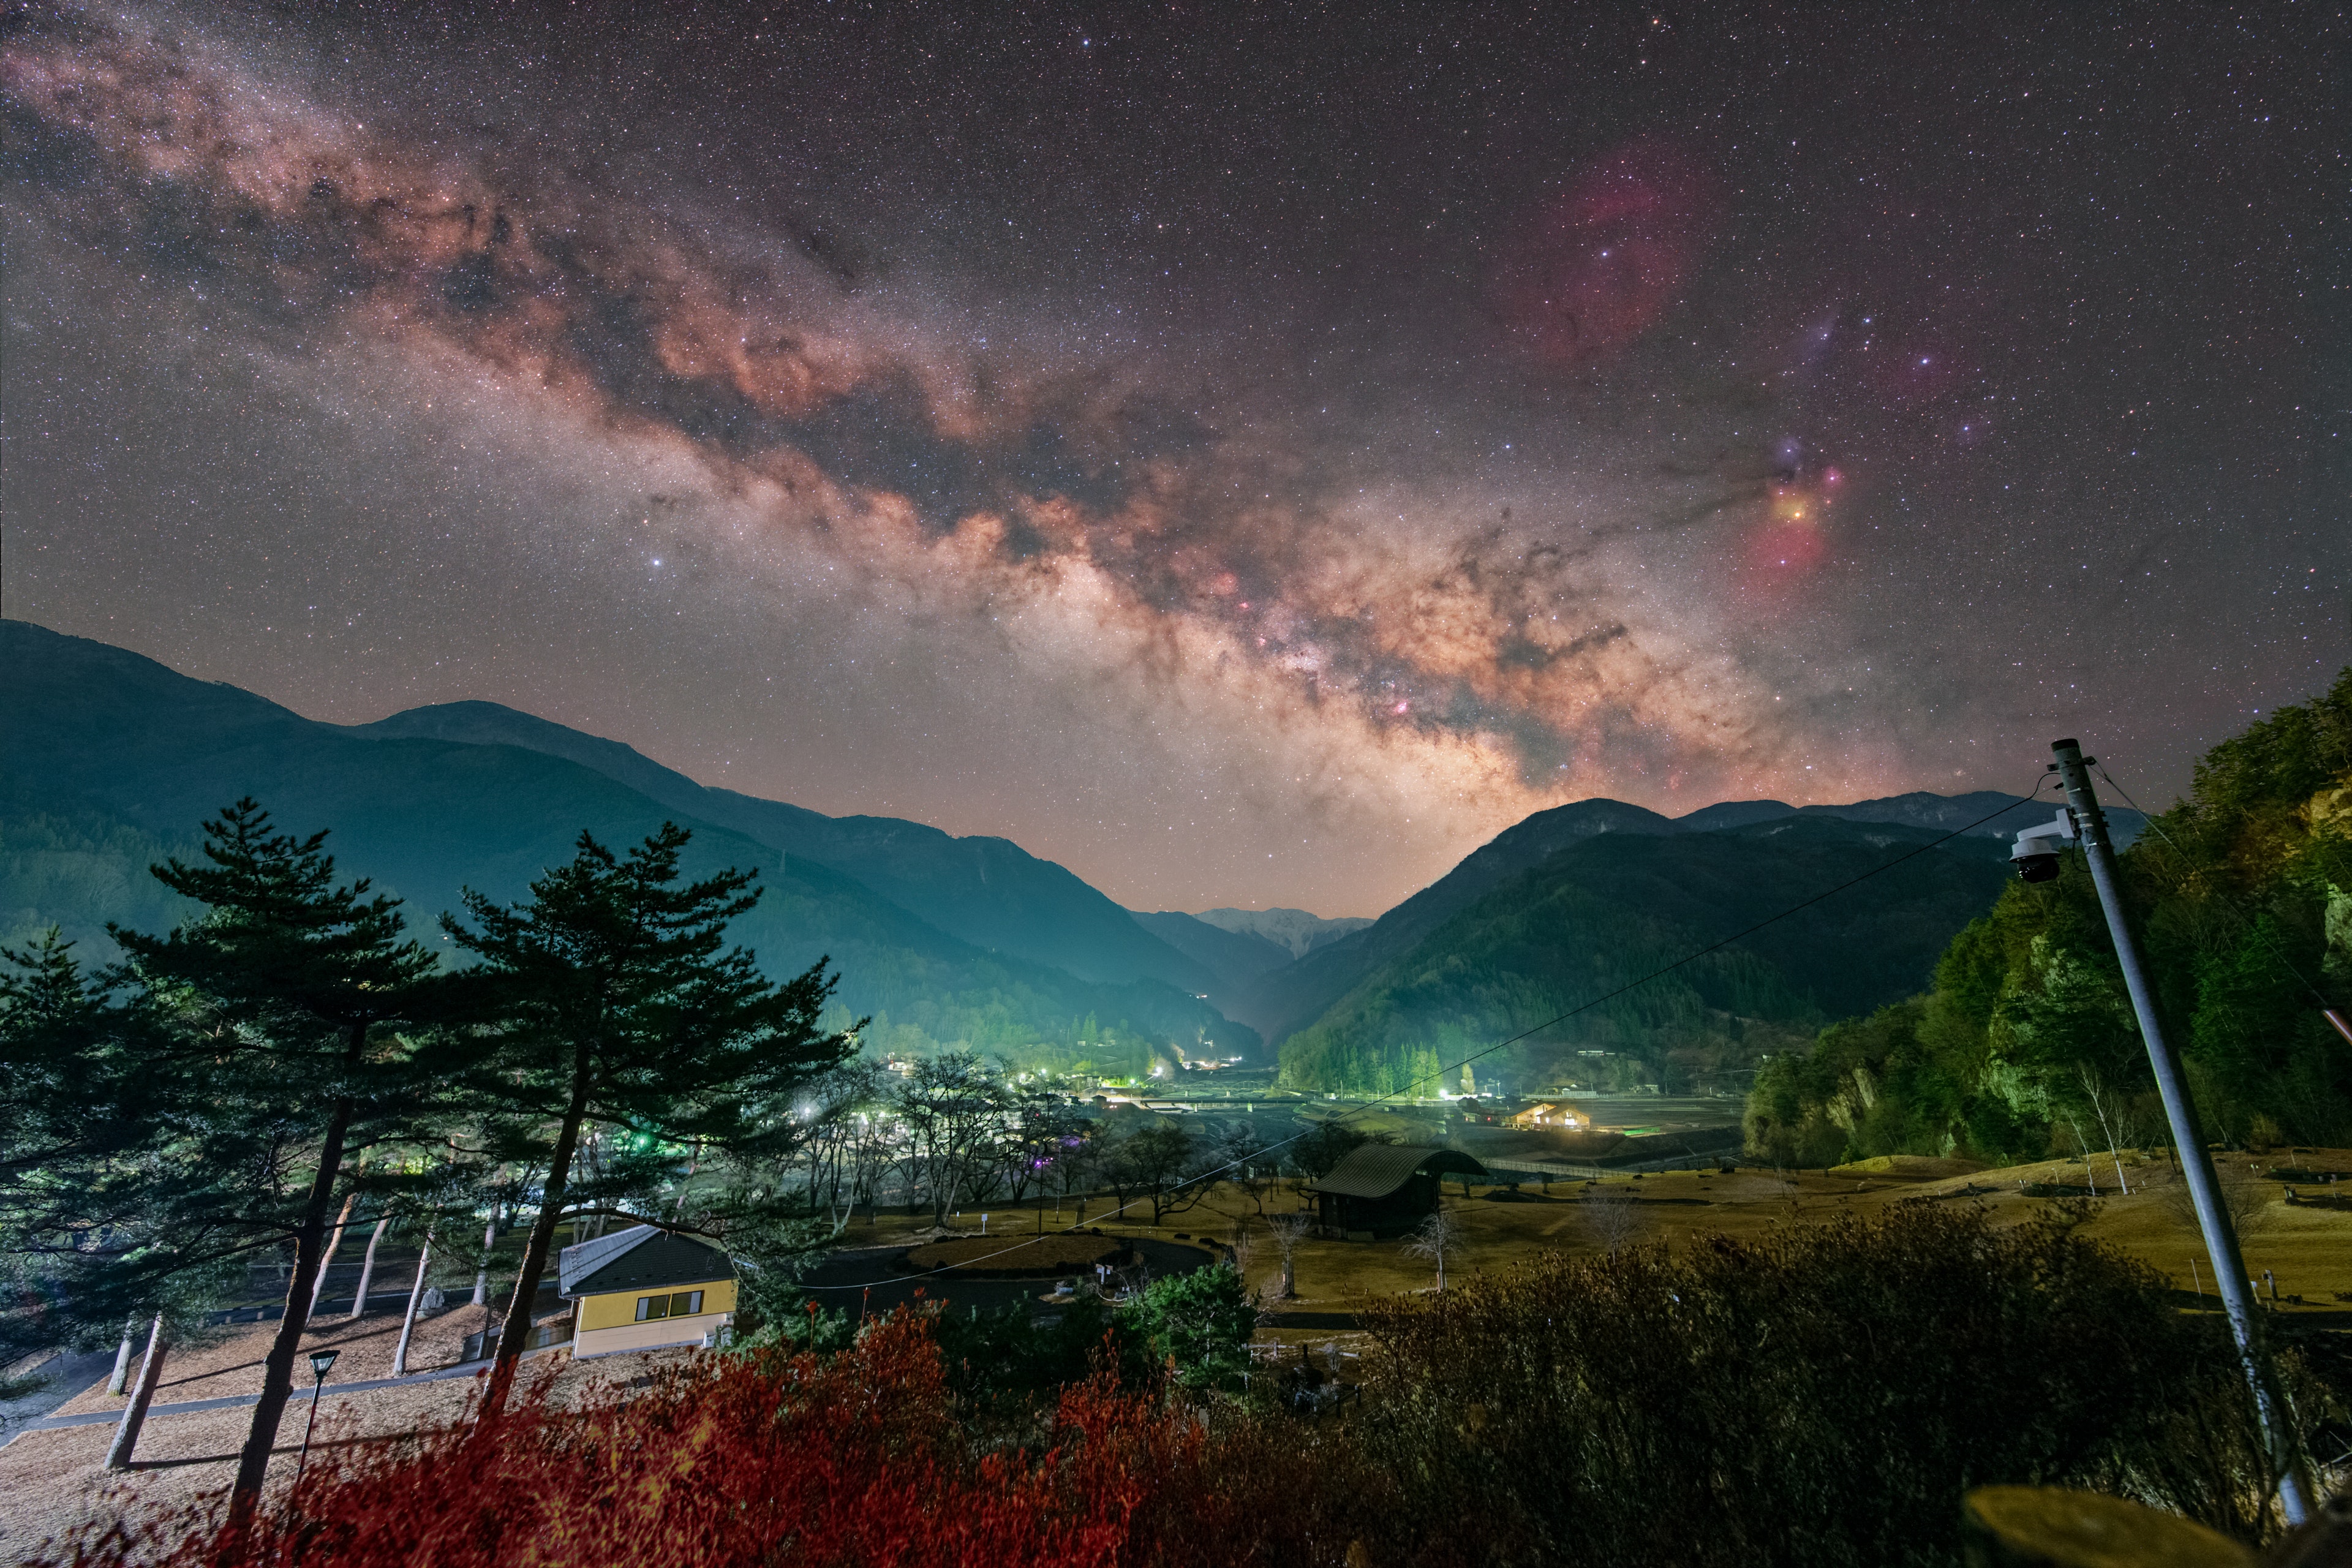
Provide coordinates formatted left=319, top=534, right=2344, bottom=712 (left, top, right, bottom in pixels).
left=2, top=618, right=2111, bottom=1104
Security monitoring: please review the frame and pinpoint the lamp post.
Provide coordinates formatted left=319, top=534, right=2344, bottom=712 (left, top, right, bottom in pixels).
left=2045, top=740, right=2312, bottom=1525
left=295, top=1348, right=339, bottom=1492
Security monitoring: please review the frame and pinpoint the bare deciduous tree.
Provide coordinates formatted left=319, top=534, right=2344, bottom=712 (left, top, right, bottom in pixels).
left=2160, top=1157, right=2276, bottom=1243
left=895, top=1051, right=1006, bottom=1227
left=1581, top=1184, right=1645, bottom=1254
left=1227, top=1221, right=1256, bottom=1283
left=1104, top=1120, right=1211, bottom=1227
left=1268, top=1212, right=1311, bottom=1300
left=1212, top=1122, right=1280, bottom=1216
left=1403, top=1207, right=1465, bottom=1292
left=2076, top=1063, right=2141, bottom=1196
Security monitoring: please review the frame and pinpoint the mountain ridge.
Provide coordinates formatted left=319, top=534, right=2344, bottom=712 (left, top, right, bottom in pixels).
left=1226, top=790, right=2142, bottom=1046
left=4, top=619, right=2152, bottom=1070
left=1277, top=815, right=2016, bottom=1098
left=1, top=620, right=1250, bottom=1067
left=352, top=702, right=1223, bottom=1000
left=1189, top=907, right=1374, bottom=959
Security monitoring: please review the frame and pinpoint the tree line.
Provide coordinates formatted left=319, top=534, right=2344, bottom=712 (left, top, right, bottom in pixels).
left=1746, top=668, right=2352, bottom=1167
left=0, top=798, right=1359, bottom=1528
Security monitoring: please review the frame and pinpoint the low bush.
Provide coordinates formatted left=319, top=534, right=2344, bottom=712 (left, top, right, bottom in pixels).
left=1354, top=1200, right=2339, bottom=1567
left=41, top=1208, right=2339, bottom=1567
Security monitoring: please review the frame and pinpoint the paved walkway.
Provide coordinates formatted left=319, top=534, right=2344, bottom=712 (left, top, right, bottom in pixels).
left=1, top=1349, right=117, bottom=1420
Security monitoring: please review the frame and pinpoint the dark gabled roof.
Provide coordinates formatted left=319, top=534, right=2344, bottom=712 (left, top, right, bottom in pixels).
left=1311, top=1144, right=1490, bottom=1200
left=558, top=1225, right=734, bottom=1299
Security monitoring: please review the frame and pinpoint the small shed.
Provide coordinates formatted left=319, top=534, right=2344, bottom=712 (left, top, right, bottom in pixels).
left=1308, top=1145, right=1491, bottom=1238
left=559, top=1226, right=738, bottom=1359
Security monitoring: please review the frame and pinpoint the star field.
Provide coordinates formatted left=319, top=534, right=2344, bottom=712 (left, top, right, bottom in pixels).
left=2, top=2, right=2343, bottom=914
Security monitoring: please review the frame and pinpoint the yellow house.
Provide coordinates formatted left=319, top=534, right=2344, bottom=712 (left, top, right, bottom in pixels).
left=557, top=1225, right=738, bottom=1359
left=1508, top=1101, right=1587, bottom=1130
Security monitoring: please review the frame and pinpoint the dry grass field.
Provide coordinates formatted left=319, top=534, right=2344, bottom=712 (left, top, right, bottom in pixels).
left=902, top=1148, right=2352, bottom=1348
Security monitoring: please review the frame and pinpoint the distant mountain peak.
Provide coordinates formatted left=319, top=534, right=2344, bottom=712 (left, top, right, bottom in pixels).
left=1190, top=907, right=1373, bottom=960
left=1672, top=790, right=2142, bottom=846
left=355, top=698, right=1225, bottom=999
left=353, top=701, right=717, bottom=814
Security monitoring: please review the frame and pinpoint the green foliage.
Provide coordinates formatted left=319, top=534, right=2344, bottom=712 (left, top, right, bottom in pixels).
left=1280, top=820, right=2010, bottom=1098
left=1115, top=1265, right=1256, bottom=1390
left=0, top=809, right=200, bottom=959
left=0, top=929, right=246, bottom=1360
left=6, top=799, right=471, bottom=1506
left=441, top=823, right=858, bottom=1163
left=1746, top=668, right=2352, bottom=1163
left=728, top=1291, right=860, bottom=1354
left=1, top=930, right=131, bottom=1346
left=710, top=1212, right=843, bottom=1341
left=438, top=822, right=859, bottom=1377
left=5, top=804, right=450, bottom=1351
left=932, top=1295, right=1141, bottom=1403
left=1354, top=1202, right=2341, bottom=1563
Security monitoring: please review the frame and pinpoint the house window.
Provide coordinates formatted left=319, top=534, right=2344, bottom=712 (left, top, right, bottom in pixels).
left=634, top=1290, right=706, bottom=1322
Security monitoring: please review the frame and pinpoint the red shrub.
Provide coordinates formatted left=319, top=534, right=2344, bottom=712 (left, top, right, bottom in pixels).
left=47, top=1312, right=1378, bottom=1568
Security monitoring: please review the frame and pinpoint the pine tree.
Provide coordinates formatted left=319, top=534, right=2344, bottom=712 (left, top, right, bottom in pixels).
left=110, top=799, right=439, bottom=1520
left=0, top=929, right=163, bottom=1365
left=438, top=823, right=854, bottom=1412
left=0, top=928, right=247, bottom=1474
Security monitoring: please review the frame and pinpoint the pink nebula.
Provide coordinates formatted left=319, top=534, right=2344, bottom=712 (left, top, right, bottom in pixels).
left=1493, top=138, right=1717, bottom=366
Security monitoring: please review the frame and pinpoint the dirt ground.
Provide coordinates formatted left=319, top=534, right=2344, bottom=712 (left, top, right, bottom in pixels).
left=43, top=1303, right=498, bottom=1423
left=0, top=1335, right=702, bottom=1565
left=8, top=1150, right=2343, bottom=1561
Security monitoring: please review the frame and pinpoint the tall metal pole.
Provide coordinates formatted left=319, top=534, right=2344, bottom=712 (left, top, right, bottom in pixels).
left=2048, top=739, right=2312, bottom=1525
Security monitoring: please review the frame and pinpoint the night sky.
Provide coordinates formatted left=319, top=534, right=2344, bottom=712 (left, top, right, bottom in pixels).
left=4, top=3, right=2343, bottom=916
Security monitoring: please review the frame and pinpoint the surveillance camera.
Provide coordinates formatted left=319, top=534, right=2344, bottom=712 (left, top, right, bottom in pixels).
left=2008, top=809, right=2077, bottom=883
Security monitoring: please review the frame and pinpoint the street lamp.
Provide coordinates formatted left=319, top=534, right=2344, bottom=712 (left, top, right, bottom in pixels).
left=295, top=1348, right=339, bottom=1491
left=2044, top=741, right=2313, bottom=1523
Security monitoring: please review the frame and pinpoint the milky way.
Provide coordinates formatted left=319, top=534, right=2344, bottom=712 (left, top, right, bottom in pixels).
left=3, top=4, right=2342, bottom=914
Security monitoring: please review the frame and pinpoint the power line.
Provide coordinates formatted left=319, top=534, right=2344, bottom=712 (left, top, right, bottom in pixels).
left=807, top=782, right=2054, bottom=1291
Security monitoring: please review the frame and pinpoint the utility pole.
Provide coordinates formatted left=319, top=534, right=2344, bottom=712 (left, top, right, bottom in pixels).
left=2048, top=739, right=2312, bottom=1525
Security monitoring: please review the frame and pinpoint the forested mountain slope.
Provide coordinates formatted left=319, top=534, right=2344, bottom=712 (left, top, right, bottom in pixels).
left=1233, top=787, right=2118, bottom=1047
left=1128, top=910, right=1295, bottom=992
left=1278, top=817, right=2013, bottom=1098
left=1747, top=668, right=2352, bottom=1163
left=1231, top=799, right=1680, bottom=1042
left=0, top=621, right=1248, bottom=1068
left=356, top=701, right=1220, bottom=998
